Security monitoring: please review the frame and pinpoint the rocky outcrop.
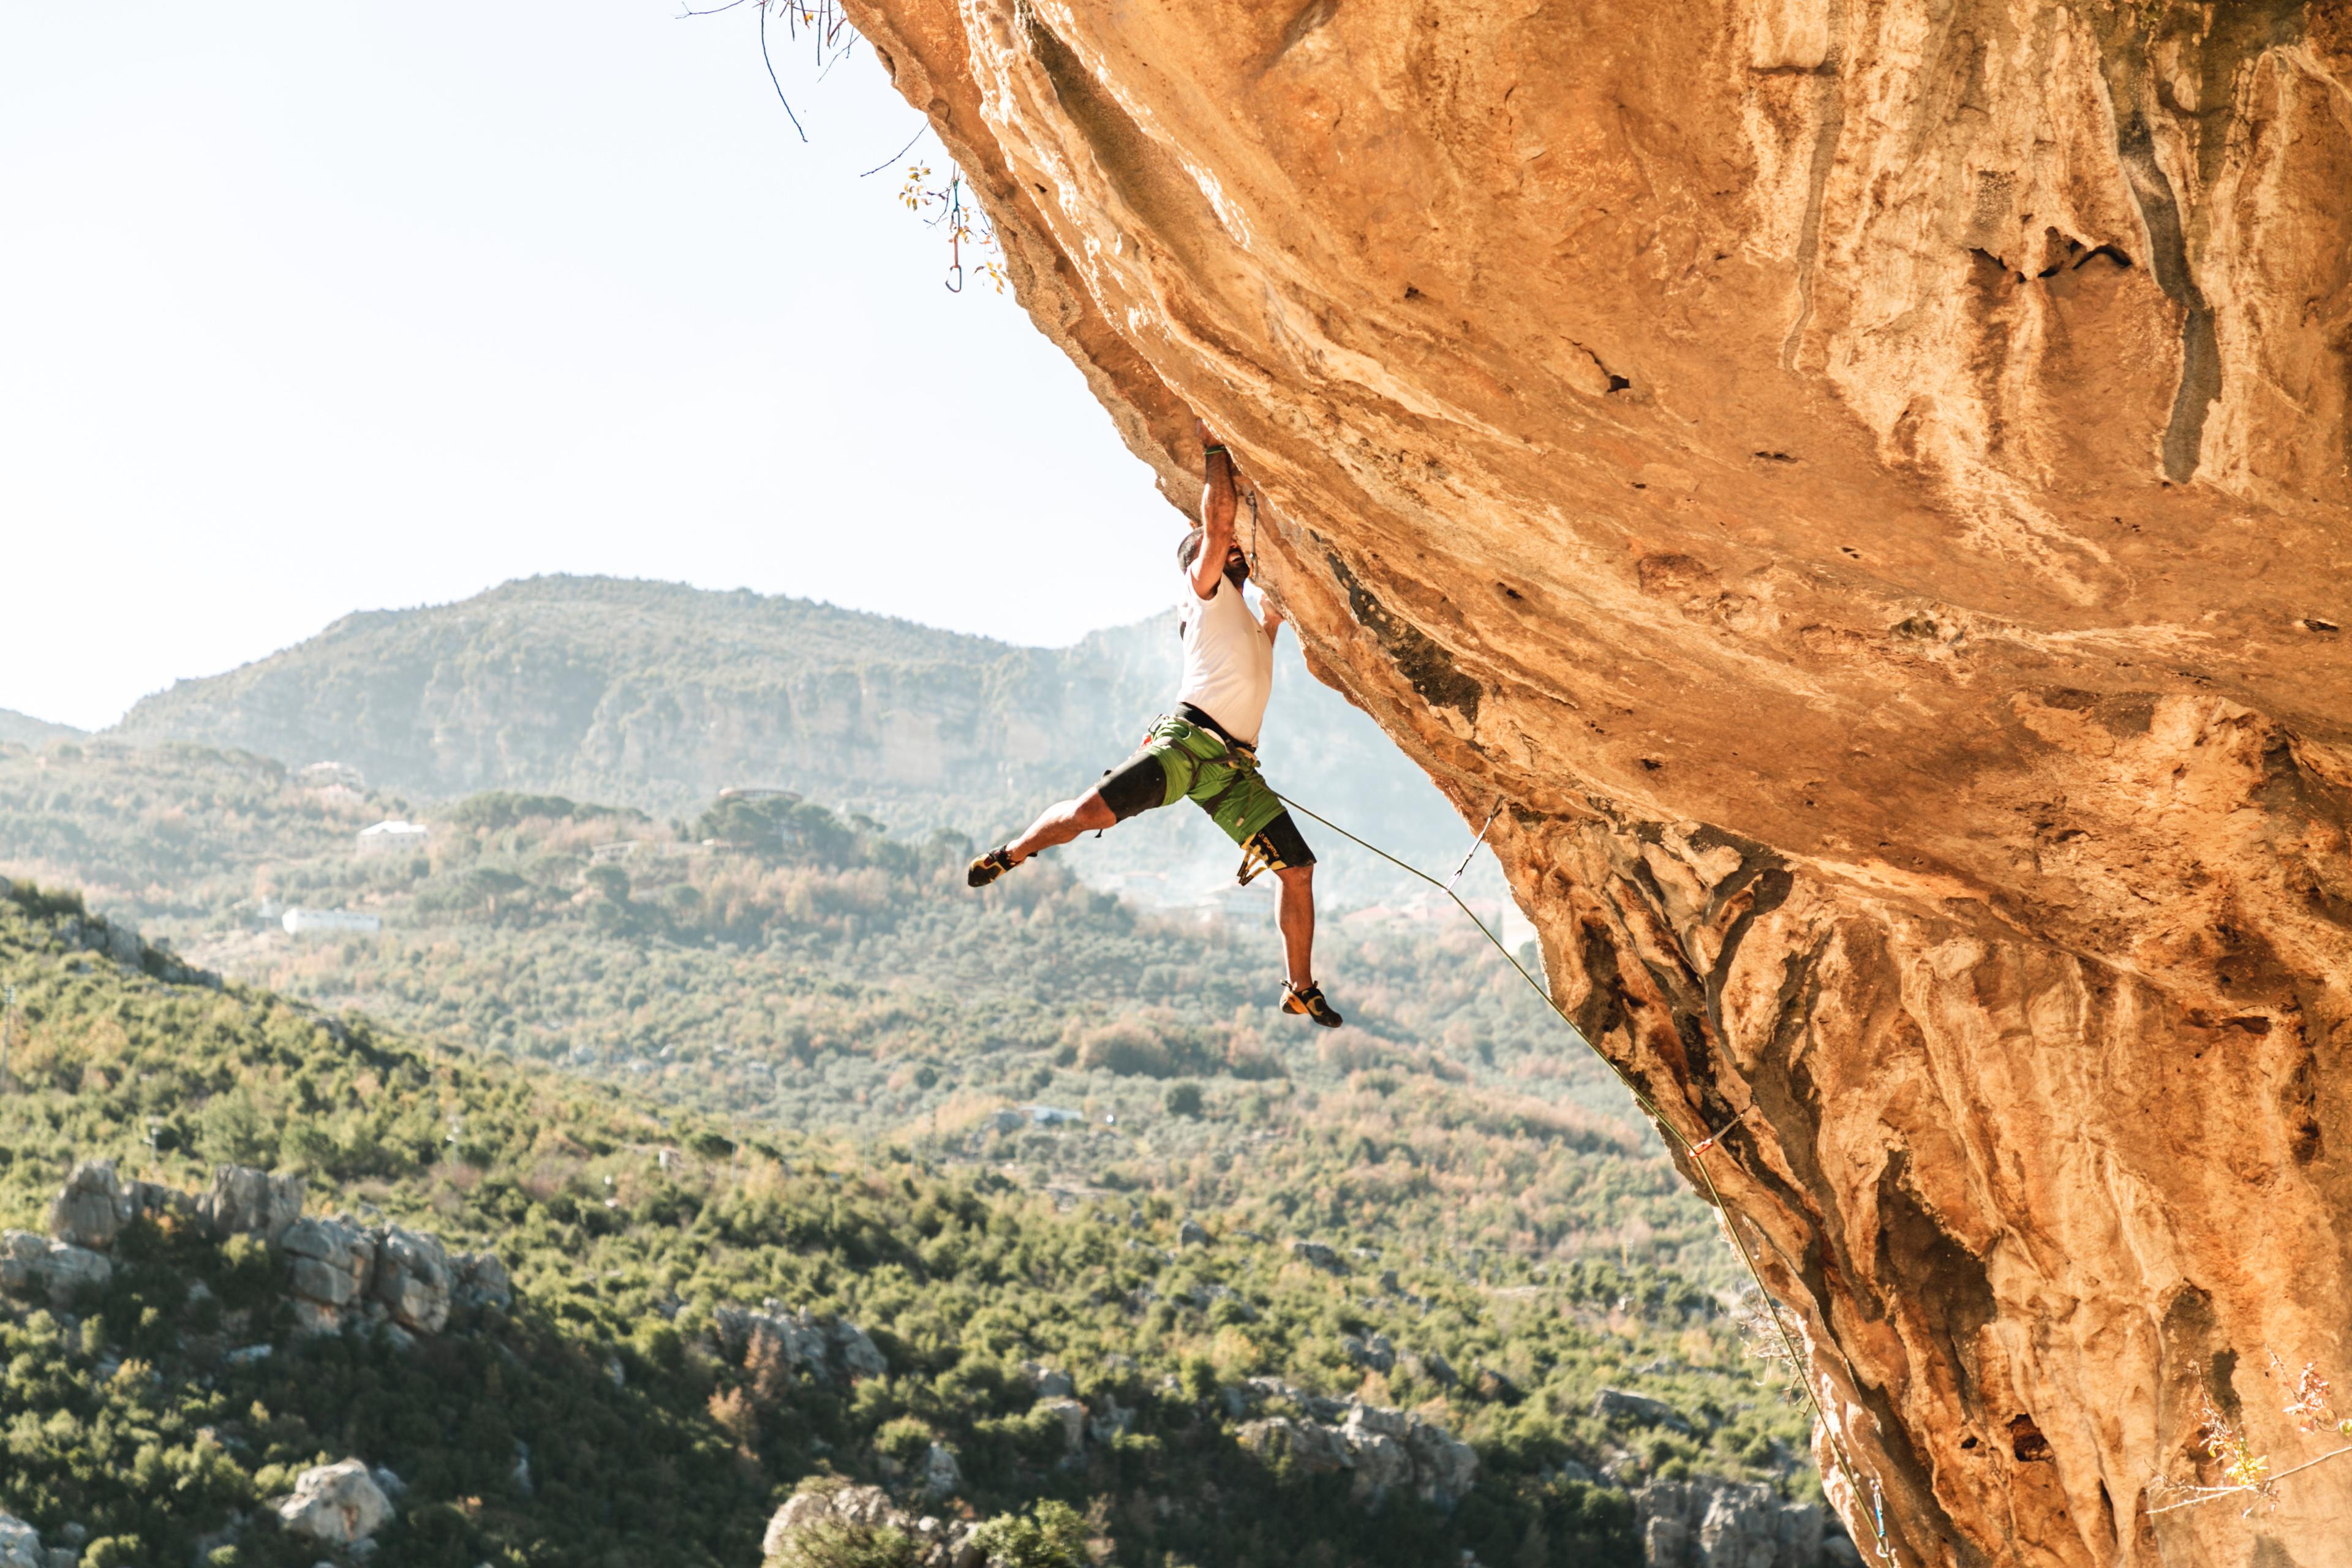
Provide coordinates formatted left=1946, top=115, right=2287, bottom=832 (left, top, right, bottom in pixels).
left=1636, top=1478, right=1857, bottom=1568
left=714, top=1300, right=889, bottom=1384
left=0, top=1158, right=507, bottom=1341
left=1286, top=1240, right=1346, bottom=1275
left=1594, top=1387, right=1698, bottom=1438
left=1035, top=1395, right=1089, bottom=1457
left=197, top=1163, right=306, bottom=1242
left=760, top=1483, right=976, bottom=1568
left=0, top=1512, right=68, bottom=1568
left=273, top=1458, right=394, bottom=1547
left=1235, top=1398, right=1478, bottom=1508
left=45, top=1158, right=208, bottom=1250
left=0, top=1232, right=111, bottom=1309
left=842, top=0, right=2352, bottom=1562
left=281, top=1216, right=376, bottom=1332
left=282, top=1217, right=508, bottom=1335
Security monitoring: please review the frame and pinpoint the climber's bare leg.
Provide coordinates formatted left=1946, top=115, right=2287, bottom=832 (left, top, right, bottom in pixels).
left=1005, top=790, right=1116, bottom=864
left=1274, top=862, right=1316, bottom=989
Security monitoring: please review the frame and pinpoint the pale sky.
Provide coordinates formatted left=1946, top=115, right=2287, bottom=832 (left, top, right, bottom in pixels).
left=0, top=2, right=1177, bottom=731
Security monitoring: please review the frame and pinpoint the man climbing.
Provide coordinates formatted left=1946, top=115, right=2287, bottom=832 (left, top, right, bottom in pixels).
left=967, top=421, right=1342, bottom=1028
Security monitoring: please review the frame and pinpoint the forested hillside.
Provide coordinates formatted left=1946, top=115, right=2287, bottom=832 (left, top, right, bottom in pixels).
left=105, top=576, right=1470, bottom=904
left=0, top=584, right=1854, bottom=1566
left=0, top=708, right=83, bottom=748
left=0, top=745, right=1713, bottom=1280
left=0, top=881, right=1821, bottom=1567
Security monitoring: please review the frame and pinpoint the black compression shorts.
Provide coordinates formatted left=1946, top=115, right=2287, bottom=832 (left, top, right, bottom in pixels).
left=1092, top=752, right=1316, bottom=870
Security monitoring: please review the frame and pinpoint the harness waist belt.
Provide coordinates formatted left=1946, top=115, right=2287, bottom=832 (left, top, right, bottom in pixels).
left=1175, top=703, right=1251, bottom=753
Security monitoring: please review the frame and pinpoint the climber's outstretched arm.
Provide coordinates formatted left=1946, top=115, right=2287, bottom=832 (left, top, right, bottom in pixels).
left=1190, top=419, right=1237, bottom=601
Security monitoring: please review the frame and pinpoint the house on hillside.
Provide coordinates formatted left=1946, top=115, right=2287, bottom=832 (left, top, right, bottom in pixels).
left=281, top=908, right=382, bottom=937
left=356, top=820, right=429, bottom=858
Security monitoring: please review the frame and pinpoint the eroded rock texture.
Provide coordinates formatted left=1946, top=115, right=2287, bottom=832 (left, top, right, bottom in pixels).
left=839, top=0, right=2352, bottom=1562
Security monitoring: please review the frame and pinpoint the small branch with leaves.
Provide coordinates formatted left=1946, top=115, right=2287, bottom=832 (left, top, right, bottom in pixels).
left=2147, top=1359, right=2352, bottom=1520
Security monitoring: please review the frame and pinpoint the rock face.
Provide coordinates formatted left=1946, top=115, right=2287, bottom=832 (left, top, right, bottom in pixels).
left=274, top=1458, right=394, bottom=1547
left=1636, top=1477, right=1852, bottom=1568
left=760, top=1482, right=975, bottom=1568
left=0, top=1231, right=112, bottom=1308
left=714, top=1300, right=889, bottom=1384
left=197, top=1163, right=306, bottom=1242
left=0, top=1513, right=51, bottom=1568
left=843, top=0, right=2352, bottom=1562
left=1235, top=1398, right=1479, bottom=1508
left=0, top=1157, right=508, bottom=1341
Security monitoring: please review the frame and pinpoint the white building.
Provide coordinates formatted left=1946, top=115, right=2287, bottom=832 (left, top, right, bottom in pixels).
left=355, top=820, right=429, bottom=858
left=281, top=908, right=382, bottom=937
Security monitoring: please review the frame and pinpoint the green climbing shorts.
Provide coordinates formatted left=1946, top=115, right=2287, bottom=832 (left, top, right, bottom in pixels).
left=1095, top=711, right=1309, bottom=865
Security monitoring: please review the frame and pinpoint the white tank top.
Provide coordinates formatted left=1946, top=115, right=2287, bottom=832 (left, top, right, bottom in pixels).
left=1175, top=567, right=1273, bottom=745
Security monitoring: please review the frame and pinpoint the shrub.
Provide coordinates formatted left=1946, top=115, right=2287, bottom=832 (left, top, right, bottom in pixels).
left=872, top=1415, right=935, bottom=1467
left=968, top=1501, right=1089, bottom=1568
left=767, top=1518, right=926, bottom=1568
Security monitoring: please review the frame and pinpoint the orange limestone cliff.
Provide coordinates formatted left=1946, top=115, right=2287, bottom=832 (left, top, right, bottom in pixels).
left=838, top=0, right=2352, bottom=1562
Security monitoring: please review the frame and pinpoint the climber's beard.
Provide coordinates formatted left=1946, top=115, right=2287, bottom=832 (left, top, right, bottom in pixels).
left=1223, top=546, right=1249, bottom=587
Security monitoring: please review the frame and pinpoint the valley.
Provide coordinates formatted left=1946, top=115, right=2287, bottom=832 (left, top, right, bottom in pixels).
left=0, top=578, right=1842, bottom=1566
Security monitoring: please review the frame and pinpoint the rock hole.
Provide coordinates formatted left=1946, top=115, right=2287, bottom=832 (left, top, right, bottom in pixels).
left=2010, top=1414, right=2052, bottom=1461
left=1639, top=757, right=1663, bottom=771
left=1605, top=374, right=1630, bottom=393
left=1754, top=450, right=1796, bottom=463
left=1404, top=284, right=1423, bottom=301
left=2076, top=244, right=2130, bottom=270
left=1496, top=583, right=1522, bottom=601
left=2301, top=617, right=2339, bottom=634
left=1839, top=546, right=1861, bottom=559
left=1960, top=1436, right=1979, bottom=1450
left=1630, top=481, right=1646, bottom=491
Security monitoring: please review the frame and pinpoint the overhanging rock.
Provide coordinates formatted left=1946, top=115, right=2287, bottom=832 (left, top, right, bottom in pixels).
left=838, top=1, right=2352, bottom=1562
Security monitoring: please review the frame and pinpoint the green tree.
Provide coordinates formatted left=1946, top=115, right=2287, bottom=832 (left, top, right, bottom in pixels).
left=969, top=1501, right=1089, bottom=1568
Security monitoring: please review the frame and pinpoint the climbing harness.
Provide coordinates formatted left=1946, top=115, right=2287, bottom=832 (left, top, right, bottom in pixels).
left=1269, top=788, right=1900, bottom=1565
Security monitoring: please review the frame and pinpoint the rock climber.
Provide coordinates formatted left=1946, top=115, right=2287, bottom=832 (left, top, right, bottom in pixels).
left=967, top=420, right=1342, bottom=1028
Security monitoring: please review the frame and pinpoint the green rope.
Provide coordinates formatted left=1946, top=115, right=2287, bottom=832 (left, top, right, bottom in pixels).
left=1273, top=789, right=1893, bottom=1561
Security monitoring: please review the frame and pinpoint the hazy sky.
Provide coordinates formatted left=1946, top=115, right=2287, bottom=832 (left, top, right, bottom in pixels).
left=1, top=2, right=1178, bottom=730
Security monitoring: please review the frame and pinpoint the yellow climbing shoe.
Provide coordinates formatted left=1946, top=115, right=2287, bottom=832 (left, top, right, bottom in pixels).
left=967, top=847, right=1017, bottom=888
left=1282, top=981, right=1343, bottom=1028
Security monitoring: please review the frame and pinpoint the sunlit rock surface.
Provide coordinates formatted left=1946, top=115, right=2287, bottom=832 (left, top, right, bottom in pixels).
left=842, top=0, right=2352, bottom=1562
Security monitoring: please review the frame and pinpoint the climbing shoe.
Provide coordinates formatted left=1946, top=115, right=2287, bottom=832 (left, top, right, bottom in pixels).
left=1282, top=981, right=1344, bottom=1028
left=966, top=847, right=1018, bottom=888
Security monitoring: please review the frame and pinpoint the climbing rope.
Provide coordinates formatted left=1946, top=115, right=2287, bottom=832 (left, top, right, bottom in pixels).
left=1270, top=788, right=1897, bottom=1564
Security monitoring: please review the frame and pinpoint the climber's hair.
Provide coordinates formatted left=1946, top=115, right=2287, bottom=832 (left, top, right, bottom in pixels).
left=1177, top=528, right=1205, bottom=570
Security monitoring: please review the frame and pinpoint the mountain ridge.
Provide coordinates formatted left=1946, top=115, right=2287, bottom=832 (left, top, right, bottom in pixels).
left=107, top=573, right=1483, bottom=906
left=0, top=707, right=84, bottom=748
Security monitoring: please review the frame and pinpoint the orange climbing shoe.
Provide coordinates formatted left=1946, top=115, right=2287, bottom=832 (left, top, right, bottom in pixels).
left=967, top=846, right=1018, bottom=888
left=1282, top=981, right=1343, bottom=1028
